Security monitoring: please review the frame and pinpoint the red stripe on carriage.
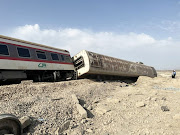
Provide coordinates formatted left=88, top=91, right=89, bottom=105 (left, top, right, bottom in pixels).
left=0, top=56, right=73, bottom=65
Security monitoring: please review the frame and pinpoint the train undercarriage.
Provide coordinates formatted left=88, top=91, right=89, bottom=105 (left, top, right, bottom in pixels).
left=0, top=70, right=75, bottom=85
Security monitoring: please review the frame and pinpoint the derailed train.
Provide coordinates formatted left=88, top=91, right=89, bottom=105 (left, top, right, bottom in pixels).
left=0, top=35, right=157, bottom=83
left=73, top=50, right=157, bottom=80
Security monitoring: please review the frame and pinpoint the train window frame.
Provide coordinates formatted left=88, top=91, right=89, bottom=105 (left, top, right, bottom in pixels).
left=51, top=53, right=59, bottom=61
left=36, top=50, right=47, bottom=60
left=0, top=44, right=10, bottom=56
left=60, top=55, right=65, bottom=61
left=17, top=47, right=31, bottom=58
left=65, top=55, right=72, bottom=63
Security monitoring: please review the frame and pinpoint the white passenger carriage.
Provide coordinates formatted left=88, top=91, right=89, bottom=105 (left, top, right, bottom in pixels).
left=0, top=35, right=75, bottom=83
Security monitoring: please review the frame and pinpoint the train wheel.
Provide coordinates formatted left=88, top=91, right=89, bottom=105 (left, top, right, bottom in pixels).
left=0, top=114, right=22, bottom=135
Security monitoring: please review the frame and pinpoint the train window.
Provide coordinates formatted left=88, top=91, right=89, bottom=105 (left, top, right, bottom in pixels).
left=0, top=44, right=9, bottom=55
left=61, top=55, right=65, bottom=61
left=65, top=55, right=72, bottom=63
left=51, top=53, right=59, bottom=61
left=36, top=51, right=46, bottom=59
left=17, top=47, right=30, bottom=57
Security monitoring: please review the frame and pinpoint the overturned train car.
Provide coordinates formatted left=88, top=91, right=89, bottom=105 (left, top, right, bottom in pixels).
left=73, top=50, right=157, bottom=80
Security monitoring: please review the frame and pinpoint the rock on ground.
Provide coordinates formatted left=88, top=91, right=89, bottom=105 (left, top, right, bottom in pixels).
left=76, top=104, right=87, bottom=119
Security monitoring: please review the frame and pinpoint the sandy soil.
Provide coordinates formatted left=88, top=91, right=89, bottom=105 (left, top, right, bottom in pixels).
left=0, top=71, right=180, bottom=135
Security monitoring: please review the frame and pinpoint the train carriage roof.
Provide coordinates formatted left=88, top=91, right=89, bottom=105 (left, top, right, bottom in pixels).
left=0, top=35, right=69, bottom=53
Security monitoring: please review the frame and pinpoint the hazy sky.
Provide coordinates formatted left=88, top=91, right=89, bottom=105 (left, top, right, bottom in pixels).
left=1, top=0, right=180, bottom=70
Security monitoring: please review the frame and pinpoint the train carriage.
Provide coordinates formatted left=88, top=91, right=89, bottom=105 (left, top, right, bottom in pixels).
left=0, top=35, right=75, bottom=83
left=73, top=50, right=157, bottom=80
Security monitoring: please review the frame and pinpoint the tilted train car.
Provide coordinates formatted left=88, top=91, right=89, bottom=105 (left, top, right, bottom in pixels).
left=0, top=35, right=75, bottom=83
left=73, top=50, right=157, bottom=79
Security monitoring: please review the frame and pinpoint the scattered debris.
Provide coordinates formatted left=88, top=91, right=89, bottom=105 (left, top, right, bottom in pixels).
left=37, top=118, right=45, bottom=123
left=161, top=106, right=170, bottom=112
left=0, top=114, right=22, bottom=135
left=19, top=116, right=32, bottom=129
left=93, top=99, right=100, bottom=104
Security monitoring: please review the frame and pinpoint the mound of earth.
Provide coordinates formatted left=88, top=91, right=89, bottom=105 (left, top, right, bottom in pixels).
left=0, top=71, right=180, bottom=135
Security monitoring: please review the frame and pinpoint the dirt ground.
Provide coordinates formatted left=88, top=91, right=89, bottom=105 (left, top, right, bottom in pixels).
left=0, top=71, right=180, bottom=135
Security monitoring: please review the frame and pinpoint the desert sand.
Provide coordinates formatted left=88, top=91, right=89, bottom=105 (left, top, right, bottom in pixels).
left=0, top=71, right=180, bottom=135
